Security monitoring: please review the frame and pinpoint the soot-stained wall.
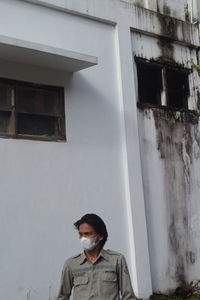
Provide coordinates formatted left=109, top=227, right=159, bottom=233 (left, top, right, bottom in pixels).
left=121, top=0, right=196, bottom=21
left=137, top=107, right=200, bottom=292
left=132, top=4, right=200, bottom=292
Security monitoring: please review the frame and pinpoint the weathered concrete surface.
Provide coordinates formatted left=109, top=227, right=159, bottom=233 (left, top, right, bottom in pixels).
left=138, top=106, right=200, bottom=292
left=0, top=0, right=199, bottom=299
left=120, top=0, right=197, bottom=22
left=132, top=0, right=200, bottom=290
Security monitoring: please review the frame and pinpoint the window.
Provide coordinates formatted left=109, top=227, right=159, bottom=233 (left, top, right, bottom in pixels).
left=136, top=61, right=163, bottom=106
left=135, top=58, right=190, bottom=110
left=0, top=78, right=65, bottom=141
left=165, top=68, right=189, bottom=109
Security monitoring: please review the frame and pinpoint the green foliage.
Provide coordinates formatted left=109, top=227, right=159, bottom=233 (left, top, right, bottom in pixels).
left=192, top=63, right=200, bottom=76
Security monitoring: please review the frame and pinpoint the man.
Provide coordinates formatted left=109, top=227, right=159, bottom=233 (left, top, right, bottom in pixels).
left=57, top=213, right=136, bottom=300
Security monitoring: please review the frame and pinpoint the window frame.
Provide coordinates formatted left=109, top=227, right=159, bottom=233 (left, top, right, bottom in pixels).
left=0, top=77, right=66, bottom=142
left=135, top=57, right=191, bottom=110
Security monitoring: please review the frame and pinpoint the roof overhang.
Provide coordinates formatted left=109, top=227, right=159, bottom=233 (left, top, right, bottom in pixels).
left=0, top=35, right=98, bottom=72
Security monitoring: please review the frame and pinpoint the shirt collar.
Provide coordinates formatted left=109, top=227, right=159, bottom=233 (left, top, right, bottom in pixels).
left=79, top=248, right=109, bottom=265
left=79, top=252, right=87, bottom=265
left=100, top=249, right=109, bottom=261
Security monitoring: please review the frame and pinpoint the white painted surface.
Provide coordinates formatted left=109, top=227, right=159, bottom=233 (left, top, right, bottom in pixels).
left=116, top=22, right=152, bottom=298
left=0, top=0, right=200, bottom=299
left=132, top=28, right=200, bottom=292
left=0, top=35, right=98, bottom=72
left=0, top=1, right=151, bottom=299
left=197, top=0, right=200, bottom=20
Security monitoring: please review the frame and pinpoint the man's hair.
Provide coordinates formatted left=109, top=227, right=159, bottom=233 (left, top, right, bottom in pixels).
left=74, top=213, right=108, bottom=248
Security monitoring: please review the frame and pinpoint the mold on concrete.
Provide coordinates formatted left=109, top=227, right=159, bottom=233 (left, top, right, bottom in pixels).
left=157, top=39, right=174, bottom=61
left=157, top=12, right=178, bottom=41
left=120, top=0, right=144, bottom=9
left=138, top=105, right=200, bottom=286
left=163, top=5, right=171, bottom=16
left=184, top=2, right=190, bottom=22
left=156, top=2, right=171, bottom=16
left=132, top=5, right=199, bottom=48
left=133, top=0, right=200, bottom=294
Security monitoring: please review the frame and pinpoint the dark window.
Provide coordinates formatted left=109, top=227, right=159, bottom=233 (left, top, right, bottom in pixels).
left=135, top=58, right=190, bottom=110
left=0, top=83, right=13, bottom=134
left=0, top=78, right=65, bottom=141
left=136, top=60, right=163, bottom=105
left=166, top=68, right=189, bottom=109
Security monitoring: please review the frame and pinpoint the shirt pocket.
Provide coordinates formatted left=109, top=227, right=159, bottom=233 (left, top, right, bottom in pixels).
left=101, top=270, right=118, bottom=295
left=74, top=275, right=90, bottom=297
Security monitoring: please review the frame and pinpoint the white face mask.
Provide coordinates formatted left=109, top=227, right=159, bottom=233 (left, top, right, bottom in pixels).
left=80, top=236, right=99, bottom=251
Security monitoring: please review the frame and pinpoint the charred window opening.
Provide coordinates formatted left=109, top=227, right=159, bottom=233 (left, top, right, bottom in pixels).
left=166, top=68, right=189, bottom=109
left=136, top=61, right=162, bottom=105
left=135, top=58, right=190, bottom=110
left=0, top=78, right=66, bottom=141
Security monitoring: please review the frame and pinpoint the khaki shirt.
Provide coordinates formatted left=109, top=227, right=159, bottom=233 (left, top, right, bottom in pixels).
left=57, top=249, right=136, bottom=300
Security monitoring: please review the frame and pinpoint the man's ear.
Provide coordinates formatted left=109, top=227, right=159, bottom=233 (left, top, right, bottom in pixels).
left=98, top=235, right=104, bottom=241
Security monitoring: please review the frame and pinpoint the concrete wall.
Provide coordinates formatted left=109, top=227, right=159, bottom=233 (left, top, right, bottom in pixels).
left=0, top=1, right=131, bottom=300
left=137, top=108, right=200, bottom=292
left=132, top=28, right=200, bottom=291
left=120, top=0, right=197, bottom=21
left=0, top=0, right=200, bottom=299
left=197, top=0, right=200, bottom=20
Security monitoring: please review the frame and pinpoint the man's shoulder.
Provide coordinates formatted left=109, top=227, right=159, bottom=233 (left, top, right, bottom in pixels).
left=63, top=253, right=82, bottom=267
left=104, top=249, right=125, bottom=258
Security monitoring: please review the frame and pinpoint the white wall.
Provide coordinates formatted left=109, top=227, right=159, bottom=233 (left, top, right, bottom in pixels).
left=132, top=28, right=200, bottom=292
left=197, top=0, right=200, bottom=20
left=0, top=0, right=199, bottom=299
left=0, top=1, right=131, bottom=300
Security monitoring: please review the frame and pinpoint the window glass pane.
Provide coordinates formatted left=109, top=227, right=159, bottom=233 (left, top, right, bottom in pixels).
left=0, top=83, right=12, bottom=110
left=0, top=79, right=65, bottom=140
left=166, top=69, right=189, bottom=109
left=0, top=111, right=11, bottom=133
left=16, top=86, right=62, bottom=116
left=17, top=113, right=58, bottom=136
left=136, top=61, right=163, bottom=105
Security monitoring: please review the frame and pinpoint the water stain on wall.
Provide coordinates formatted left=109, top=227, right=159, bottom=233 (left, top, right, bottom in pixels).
left=120, top=0, right=144, bottom=9
left=156, top=2, right=173, bottom=17
left=157, top=39, right=174, bottom=62
left=156, top=9, right=177, bottom=63
left=154, top=108, right=199, bottom=284
left=134, top=0, right=200, bottom=291
left=139, top=106, right=200, bottom=286
left=184, top=2, right=190, bottom=22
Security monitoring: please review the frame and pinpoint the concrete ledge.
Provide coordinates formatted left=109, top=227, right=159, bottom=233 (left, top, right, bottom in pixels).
left=0, top=35, right=98, bottom=72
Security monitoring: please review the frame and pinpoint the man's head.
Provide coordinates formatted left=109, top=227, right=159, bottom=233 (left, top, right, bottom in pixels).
left=74, top=213, right=108, bottom=249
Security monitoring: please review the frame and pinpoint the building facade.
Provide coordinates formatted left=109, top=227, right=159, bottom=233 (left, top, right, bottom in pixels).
left=0, top=1, right=200, bottom=299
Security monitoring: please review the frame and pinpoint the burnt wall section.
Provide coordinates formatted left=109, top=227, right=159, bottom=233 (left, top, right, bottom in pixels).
left=138, top=106, right=200, bottom=292
left=120, top=0, right=196, bottom=22
left=132, top=32, right=200, bottom=112
left=154, top=108, right=199, bottom=285
left=131, top=6, right=199, bottom=48
left=156, top=0, right=189, bottom=21
left=131, top=0, right=200, bottom=294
